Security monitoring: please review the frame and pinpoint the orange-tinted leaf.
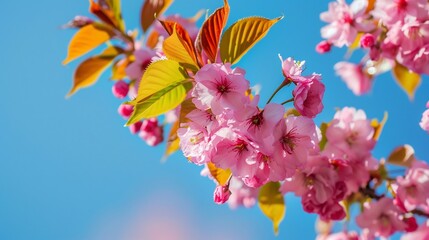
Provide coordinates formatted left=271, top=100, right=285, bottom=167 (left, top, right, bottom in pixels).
left=346, top=32, right=363, bottom=58
left=198, top=0, right=230, bottom=63
left=258, top=182, right=285, bottom=235
left=67, top=46, right=122, bottom=97
left=220, top=16, right=282, bottom=65
left=207, top=162, right=231, bottom=186
left=179, top=98, right=196, bottom=123
left=63, top=23, right=114, bottom=65
left=387, top=144, right=416, bottom=168
left=366, top=0, right=376, bottom=13
left=392, top=62, right=421, bottom=100
left=371, top=111, right=388, bottom=141
left=146, top=31, right=160, bottom=49
left=163, top=23, right=200, bottom=70
left=140, top=0, right=173, bottom=32
left=163, top=120, right=180, bottom=161
left=111, top=57, right=130, bottom=80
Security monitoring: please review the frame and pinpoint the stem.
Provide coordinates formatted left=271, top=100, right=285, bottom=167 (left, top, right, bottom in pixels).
left=281, top=97, right=294, bottom=105
left=412, top=209, right=429, bottom=218
left=266, top=80, right=291, bottom=104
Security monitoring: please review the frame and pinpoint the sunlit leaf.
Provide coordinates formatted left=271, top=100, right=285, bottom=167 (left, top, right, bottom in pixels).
left=258, top=182, right=285, bottom=235
left=197, top=0, right=230, bottom=63
left=163, top=120, right=180, bottom=161
left=126, top=60, right=192, bottom=125
left=371, top=111, right=388, bottom=141
left=146, top=31, right=160, bottom=49
left=220, top=16, right=282, bottom=64
left=179, top=98, right=197, bottom=123
left=345, top=32, right=363, bottom=58
left=163, top=23, right=200, bottom=71
left=207, top=162, right=231, bottom=186
left=63, top=23, right=114, bottom=65
left=106, top=0, right=126, bottom=31
left=366, top=0, right=376, bottom=13
left=140, top=0, right=174, bottom=32
left=67, top=46, right=122, bottom=97
left=111, top=57, right=130, bottom=80
left=319, top=122, right=329, bottom=151
left=387, top=144, right=416, bottom=168
left=392, top=62, right=421, bottom=100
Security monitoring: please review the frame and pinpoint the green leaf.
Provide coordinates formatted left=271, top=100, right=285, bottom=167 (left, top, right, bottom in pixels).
left=387, top=144, right=416, bottom=168
left=207, top=162, right=232, bottom=186
left=258, top=182, right=285, bottom=235
left=109, top=0, right=126, bottom=31
left=63, top=23, right=114, bottom=65
left=163, top=23, right=200, bottom=71
left=392, top=62, right=421, bottom=100
left=126, top=60, right=192, bottom=125
left=140, top=0, right=174, bottom=32
left=67, top=46, right=122, bottom=97
left=220, top=16, right=282, bottom=64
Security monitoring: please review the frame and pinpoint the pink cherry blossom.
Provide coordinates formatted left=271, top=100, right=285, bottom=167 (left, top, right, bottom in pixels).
left=324, top=107, right=375, bottom=161
left=129, top=121, right=142, bottom=134
left=356, top=198, right=407, bottom=238
left=421, top=102, right=429, bottom=133
left=396, top=160, right=429, bottom=211
left=293, top=74, right=325, bottom=118
left=213, top=185, right=231, bottom=204
left=279, top=55, right=306, bottom=83
left=401, top=222, right=429, bottom=240
left=227, top=177, right=259, bottom=209
left=334, top=62, right=372, bottom=96
left=316, top=40, right=332, bottom=54
left=320, top=0, right=374, bottom=47
left=372, top=0, right=428, bottom=27
left=270, top=116, right=321, bottom=181
left=139, top=118, right=164, bottom=146
left=192, top=63, right=250, bottom=115
left=112, top=80, right=129, bottom=99
left=125, top=48, right=157, bottom=99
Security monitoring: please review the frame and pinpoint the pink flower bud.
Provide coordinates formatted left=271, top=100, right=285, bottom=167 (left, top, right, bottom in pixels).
left=118, top=104, right=134, bottom=119
left=404, top=216, right=418, bottom=232
left=315, top=40, right=331, bottom=53
left=112, top=80, right=129, bottom=99
left=213, top=185, right=231, bottom=204
left=139, top=118, right=164, bottom=146
left=360, top=33, right=375, bottom=48
left=129, top=121, right=142, bottom=134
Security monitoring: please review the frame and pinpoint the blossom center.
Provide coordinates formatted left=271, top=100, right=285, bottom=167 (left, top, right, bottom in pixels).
left=280, top=127, right=299, bottom=154
left=233, top=139, right=248, bottom=154
left=216, top=77, right=231, bottom=95
left=397, top=0, right=408, bottom=10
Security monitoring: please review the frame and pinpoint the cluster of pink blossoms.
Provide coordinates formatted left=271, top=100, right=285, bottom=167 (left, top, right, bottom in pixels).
left=421, top=101, right=429, bottom=134
left=318, top=0, right=429, bottom=95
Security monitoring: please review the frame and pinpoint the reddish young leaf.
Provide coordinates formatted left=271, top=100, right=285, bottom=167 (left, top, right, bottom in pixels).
left=89, top=0, right=117, bottom=28
left=140, top=0, right=174, bottom=32
left=197, top=0, right=230, bottom=63
left=146, top=31, right=160, bottom=49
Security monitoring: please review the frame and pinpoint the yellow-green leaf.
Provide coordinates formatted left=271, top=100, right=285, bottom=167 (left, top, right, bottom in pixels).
left=392, top=62, right=421, bottom=100
left=126, top=60, right=192, bottom=125
left=220, top=16, right=282, bottom=65
left=163, top=120, right=180, bottom=161
left=163, top=24, right=199, bottom=71
left=387, top=144, right=416, bottom=168
left=140, top=0, right=174, bottom=32
left=207, top=162, right=232, bottom=186
left=67, top=46, right=121, bottom=97
left=107, top=0, right=125, bottom=31
left=371, top=111, right=388, bottom=141
left=63, top=23, right=114, bottom=65
left=258, top=182, right=285, bottom=235
left=319, top=122, right=329, bottom=150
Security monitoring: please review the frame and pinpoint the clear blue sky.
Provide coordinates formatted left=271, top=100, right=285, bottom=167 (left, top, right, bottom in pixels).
left=1, top=0, right=428, bottom=239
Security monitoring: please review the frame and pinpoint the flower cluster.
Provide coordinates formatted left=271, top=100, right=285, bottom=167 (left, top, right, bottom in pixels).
left=318, top=0, right=429, bottom=96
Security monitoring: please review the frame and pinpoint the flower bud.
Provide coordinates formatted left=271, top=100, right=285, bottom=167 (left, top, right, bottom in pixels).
left=129, top=121, right=142, bottom=134
left=360, top=33, right=375, bottom=48
left=315, top=40, right=331, bottom=53
left=118, top=104, right=134, bottom=119
left=112, top=80, right=129, bottom=99
left=213, top=185, right=231, bottom=204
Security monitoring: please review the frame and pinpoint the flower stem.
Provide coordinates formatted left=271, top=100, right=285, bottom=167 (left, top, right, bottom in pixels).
left=281, top=97, right=294, bottom=105
left=266, top=81, right=290, bottom=104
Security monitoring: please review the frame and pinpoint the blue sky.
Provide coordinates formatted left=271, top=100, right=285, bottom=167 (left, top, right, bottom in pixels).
left=1, top=0, right=428, bottom=239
